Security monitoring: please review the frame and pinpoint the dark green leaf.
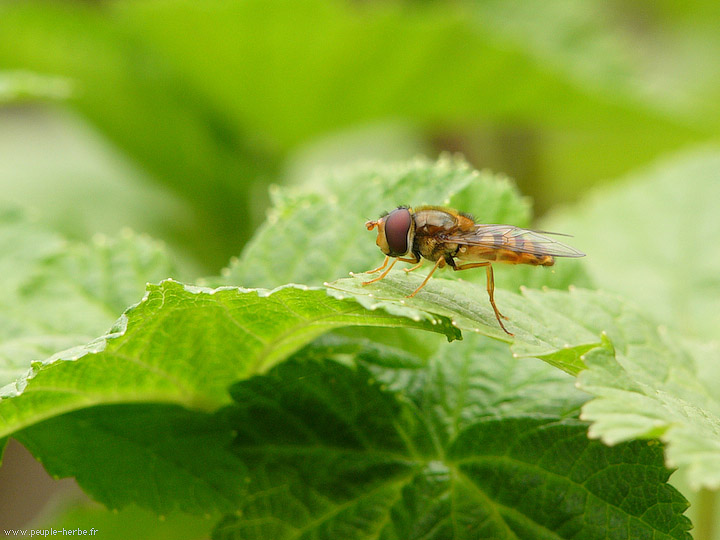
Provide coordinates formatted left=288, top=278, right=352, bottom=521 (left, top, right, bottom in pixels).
left=213, top=351, right=690, bottom=539
left=16, top=404, right=246, bottom=515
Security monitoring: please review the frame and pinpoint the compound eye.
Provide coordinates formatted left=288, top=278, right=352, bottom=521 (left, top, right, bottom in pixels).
left=384, top=208, right=412, bottom=256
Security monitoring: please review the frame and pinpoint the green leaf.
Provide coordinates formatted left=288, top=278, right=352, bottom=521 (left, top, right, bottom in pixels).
left=3, top=262, right=689, bottom=536
left=6, top=0, right=709, bottom=213
left=0, top=209, right=174, bottom=385
left=546, top=148, right=720, bottom=340
left=120, top=0, right=683, bottom=142
left=0, top=2, right=277, bottom=270
left=16, top=404, right=247, bottom=515
left=4, top=0, right=715, bottom=255
left=220, top=157, right=591, bottom=362
left=0, top=108, right=201, bottom=272
left=471, top=0, right=720, bottom=129
left=122, top=0, right=711, bottom=196
left=0, top=280, right=459, bottom=440
left=291, top=331, right=588, bottom=426
left=326, top=265, right=720, bottom=492
left=223, top=156, right=592, bottom=291
left=38, top=502, right=215, bottom=540
left=222, top=157, right=531, bottom=289
left=214, top=348, right=690, bottom=540
left=579, top=336, right=720, bottom=491
left=409, top=336, right=588, bottom=436
left=327, top=274, right=614, bottom=375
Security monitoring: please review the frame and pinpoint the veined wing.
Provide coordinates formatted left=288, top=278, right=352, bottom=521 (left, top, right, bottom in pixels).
left=442, top=224, right=586, bottom=258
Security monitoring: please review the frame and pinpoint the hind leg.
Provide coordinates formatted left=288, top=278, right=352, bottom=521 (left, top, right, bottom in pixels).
left=452, top=262, right=512, bottom=335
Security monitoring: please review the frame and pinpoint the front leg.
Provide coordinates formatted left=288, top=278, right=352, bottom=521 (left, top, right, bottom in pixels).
left=368, top=255, right=418, bottom=274
left=365, top=255, right=390, bottom=274
left=363, top=255, right=421, bottom=287
left=362, top=257, right=398, bottom=285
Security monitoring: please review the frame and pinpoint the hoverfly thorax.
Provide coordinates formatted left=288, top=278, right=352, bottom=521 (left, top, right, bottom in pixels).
left=365, top=207, right=415, bottom=257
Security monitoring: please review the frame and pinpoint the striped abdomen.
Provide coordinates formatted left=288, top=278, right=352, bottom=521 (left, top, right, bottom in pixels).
left=456, top=242, right=555, bottom=266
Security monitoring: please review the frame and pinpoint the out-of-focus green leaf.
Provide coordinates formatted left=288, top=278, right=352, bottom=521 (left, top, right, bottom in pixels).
left=0, top=70, right=72, bottom=103
left=0, top=208, right=175, bottom=384
left=2, top=0, right=712, bottom=247
left=123, top=0, right=710, bottom=141
left=120, top=0, right=714, bottom=211
left=0, top=108, right=199, bottom=273
left=472, top=0, right=720, bottom=127
left=37, top=500, right=215, bottom=539
left=546, top=148, right=720, bottom=339
left=461, top=0, right=720, bottom=209
left=0, top=2, right=277, bottom=270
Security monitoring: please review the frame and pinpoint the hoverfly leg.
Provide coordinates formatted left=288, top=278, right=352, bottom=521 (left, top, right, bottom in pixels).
left=407, top=258, right=444, bottom=297
left=403, top=259, right=423, bottom=273
left=452, top=261, right=513, bottom=336
left=366, top=256, right=390, bottom=274
left=362, top=258, right=398, bottom=285
left=483, top=265, right=512, bottom=336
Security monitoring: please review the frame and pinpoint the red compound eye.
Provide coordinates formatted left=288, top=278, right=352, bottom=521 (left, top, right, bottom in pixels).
left=384, top=208, right=412, bottom=256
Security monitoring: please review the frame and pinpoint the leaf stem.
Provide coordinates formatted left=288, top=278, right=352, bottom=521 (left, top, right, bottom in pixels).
left=695, top=488, right=716, bottom=540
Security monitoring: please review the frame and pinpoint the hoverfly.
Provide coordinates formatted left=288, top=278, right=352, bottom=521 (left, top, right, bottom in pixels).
left=362, top=206, right=585, bottom=335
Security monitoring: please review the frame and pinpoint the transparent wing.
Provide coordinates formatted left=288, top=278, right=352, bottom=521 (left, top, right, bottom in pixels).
left=442, top=224, right=586, bottom=258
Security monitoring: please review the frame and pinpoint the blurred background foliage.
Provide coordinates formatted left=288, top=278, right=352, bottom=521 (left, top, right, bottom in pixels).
left=2, top=0, right=720, bottom=274
left=2, top=0, right=720, bottom=535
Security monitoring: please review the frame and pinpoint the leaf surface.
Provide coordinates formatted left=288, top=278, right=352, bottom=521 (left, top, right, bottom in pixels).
left=327, top=273, right=616, bottom=375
